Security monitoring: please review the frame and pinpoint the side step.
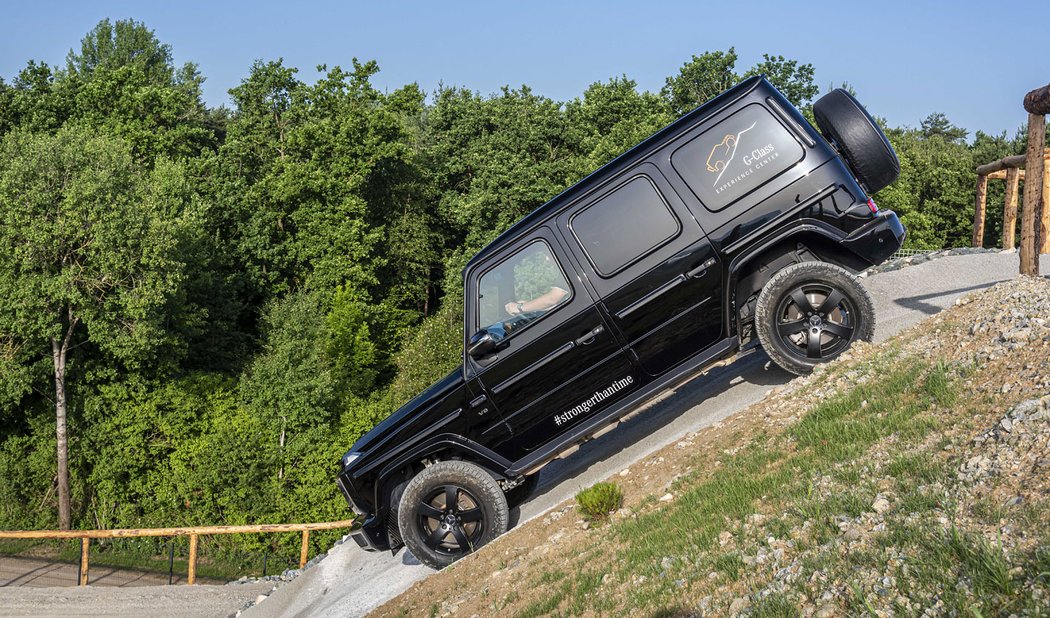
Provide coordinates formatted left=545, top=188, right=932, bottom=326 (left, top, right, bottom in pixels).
left=520, top=350, right=748, bottom=476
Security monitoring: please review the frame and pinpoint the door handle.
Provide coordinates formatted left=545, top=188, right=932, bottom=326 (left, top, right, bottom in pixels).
left=574, top=325, right=604, bottom=346
left=686, top=257, right=717, bottom=279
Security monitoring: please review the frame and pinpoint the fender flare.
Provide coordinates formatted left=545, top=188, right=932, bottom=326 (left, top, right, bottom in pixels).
left=371, top=434, right=514, bottom=515
left=724, top=220, right=848, bottom=331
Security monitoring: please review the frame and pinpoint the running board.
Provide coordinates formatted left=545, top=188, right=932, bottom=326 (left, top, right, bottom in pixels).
left=516, top=340, right=746, bottom=477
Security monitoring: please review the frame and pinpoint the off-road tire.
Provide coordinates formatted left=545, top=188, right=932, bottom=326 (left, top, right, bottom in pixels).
left=755, top=261, right=875, bottom=375
left=397, top=460, right=509, bottom=570
left=813, top=89, right=900, bottom=194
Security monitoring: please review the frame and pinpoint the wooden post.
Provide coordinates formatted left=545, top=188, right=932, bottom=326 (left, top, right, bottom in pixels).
left=973, top=174, right=988, bottom=247
left=1021, top=85, right=1049, bottom=274
left=1024, top=82, right=1050, bottom=264
left=299, top=529, right=310, bottom=569
left=1041, top=161, right=1050, bottom=254
left=188, top=533, right=198, bottom=585
left=79, top=538, right=89, bottom=586
left=1020, top=111, right=1045, bottom=276
left=1003, top=167, right=1021, bottom=249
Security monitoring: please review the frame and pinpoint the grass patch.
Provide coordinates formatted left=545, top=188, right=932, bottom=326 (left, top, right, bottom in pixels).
left=752, top=592, right=797, bottom=617
left=575, top=482, right=623, bottom=521
left=564, top=355, right=975, bottom=613
left=711, top=551, right=744, bottom=581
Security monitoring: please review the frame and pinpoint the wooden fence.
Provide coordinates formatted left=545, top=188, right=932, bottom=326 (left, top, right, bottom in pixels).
left=0, top=519, right=357, bottom=586
left=973, top=82, right=1049, bottom=276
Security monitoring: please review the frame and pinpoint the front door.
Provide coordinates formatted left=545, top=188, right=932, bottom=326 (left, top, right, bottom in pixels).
left=465, top=229, right=638, bottom=462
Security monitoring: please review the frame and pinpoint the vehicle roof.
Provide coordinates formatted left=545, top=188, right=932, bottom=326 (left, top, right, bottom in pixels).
left=463, top=75, right=765, bottom=273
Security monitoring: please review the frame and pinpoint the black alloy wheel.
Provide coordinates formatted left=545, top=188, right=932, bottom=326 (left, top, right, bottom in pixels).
left=397, top=460, right=509, bottom=570
left=417, top=484, right=485, bottom=556
left=775, top=283, right=856, bottom=361
left=755, top=261, right=875, bottom=375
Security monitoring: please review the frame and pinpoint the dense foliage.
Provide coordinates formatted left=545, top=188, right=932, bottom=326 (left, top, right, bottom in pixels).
left=0, top=20, right=1035, bottom=552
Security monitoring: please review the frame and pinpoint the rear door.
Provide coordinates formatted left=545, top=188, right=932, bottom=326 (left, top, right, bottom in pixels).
left=465, top=228, right=639, bottom=462
left=556, top=164, right=724, bottom=376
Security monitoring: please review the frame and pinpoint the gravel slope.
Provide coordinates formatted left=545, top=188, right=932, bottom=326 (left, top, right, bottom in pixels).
left=0, top=251, right=1044, bottom=618
left=246, top=251, right=1048, bottom=618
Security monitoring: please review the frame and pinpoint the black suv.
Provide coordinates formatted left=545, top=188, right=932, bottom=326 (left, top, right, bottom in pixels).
left=337, top=77, right=905, bottom=569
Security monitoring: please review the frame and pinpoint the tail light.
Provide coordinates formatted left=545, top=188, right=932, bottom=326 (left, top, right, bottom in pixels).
left=867, top=198, right=879, bottom=214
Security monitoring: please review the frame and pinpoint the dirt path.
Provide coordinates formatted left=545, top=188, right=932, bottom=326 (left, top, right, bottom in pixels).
left=0, top=555, right=225, bottom=587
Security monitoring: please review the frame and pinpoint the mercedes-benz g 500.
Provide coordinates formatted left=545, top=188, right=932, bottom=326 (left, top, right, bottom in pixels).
left=337, top=77, right=905, bottom=569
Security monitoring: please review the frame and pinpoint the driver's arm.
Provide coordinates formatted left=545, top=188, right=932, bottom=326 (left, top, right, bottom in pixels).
left=505, top=286, right=568, bottom=315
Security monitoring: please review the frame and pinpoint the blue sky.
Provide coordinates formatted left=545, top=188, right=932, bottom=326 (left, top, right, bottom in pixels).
left=2, top=0, right=1048, bottom=139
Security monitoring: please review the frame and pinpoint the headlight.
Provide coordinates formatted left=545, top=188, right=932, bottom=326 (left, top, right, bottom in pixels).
left=341, top=451, right=361, bottom=468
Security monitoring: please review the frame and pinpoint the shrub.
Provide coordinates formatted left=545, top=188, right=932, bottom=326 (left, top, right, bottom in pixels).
left=575, top=482, right=623, bottom=521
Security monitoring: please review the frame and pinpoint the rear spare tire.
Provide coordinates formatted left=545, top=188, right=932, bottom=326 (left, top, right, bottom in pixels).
left=813, top=89, right=900, bottom=194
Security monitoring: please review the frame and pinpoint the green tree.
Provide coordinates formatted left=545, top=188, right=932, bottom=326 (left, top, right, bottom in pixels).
left=662, top=49, right=740, bottom=116
left=64, top=19, right=218, bottom=160
left=663, top=49, right=818, bottom=117
left=0, top=126, right=189, bottom=528
left=743, top=54, right=819, bottom=108
left=876, top=116, right=977, bottom=249
left=566, top=76, right=672, bottom=170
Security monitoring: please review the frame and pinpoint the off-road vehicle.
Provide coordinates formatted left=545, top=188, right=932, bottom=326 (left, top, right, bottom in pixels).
left=337, top=76, right=905, bottom=569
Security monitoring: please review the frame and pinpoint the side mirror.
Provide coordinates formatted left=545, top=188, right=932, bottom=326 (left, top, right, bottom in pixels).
left=467, top=330, right=498, bottom=360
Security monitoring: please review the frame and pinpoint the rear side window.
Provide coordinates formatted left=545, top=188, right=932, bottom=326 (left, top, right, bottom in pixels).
left=569, top=176, right=680, bottom=276
left=671, top=104, right=804, bottom=212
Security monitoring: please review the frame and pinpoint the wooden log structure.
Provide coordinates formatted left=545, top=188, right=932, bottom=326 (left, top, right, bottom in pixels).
left=300, top=529, right=311, bottom=570
left=0, top=519, right=358, bottom=586
left=1024, top=84, right=1050, bottom=115
left=1042, top=162, right=1050, bottom=254
left=0, top=519, right=357, bottom=539
left=79, top=538, right=89, bottom=586
left=1020, top=83, right=1048, bottom=276
left=973, top=174, right=988, bottom=247
left=974, top=147, right=1050, bottom=252
left=1003, top=167, right=1021, bottom=249
left=976, top=153, right=1029, bottom=176
left=986, top=169, right=1025, bottom=181
left=188, top=533, right=198, bottom=586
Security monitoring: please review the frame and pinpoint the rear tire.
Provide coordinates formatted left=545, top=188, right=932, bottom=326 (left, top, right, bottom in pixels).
left=397, top=461, right=509, bottom=570
left=754, top=262, right=875, bottom=375
left=813, top=89, right=900, bottom=194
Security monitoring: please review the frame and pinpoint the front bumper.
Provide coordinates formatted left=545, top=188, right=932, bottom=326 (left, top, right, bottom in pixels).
left=841, top=210, right=906, bottom=267
left=350, top=514, right=388, bottom=552
left=337, top=471, right=391, bottom=552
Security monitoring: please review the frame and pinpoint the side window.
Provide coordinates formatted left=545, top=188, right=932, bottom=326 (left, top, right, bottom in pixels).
left=670, top=104, right=804, bottom=211
left=477, top=240, right=572, bottom=339
left=569, top=176, right=680, bottom=277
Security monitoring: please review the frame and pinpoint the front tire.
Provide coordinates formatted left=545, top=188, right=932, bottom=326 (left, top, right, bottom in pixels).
left=397, top=461, right=509, bottom=570
left=754, top=262, right=875, bottom=375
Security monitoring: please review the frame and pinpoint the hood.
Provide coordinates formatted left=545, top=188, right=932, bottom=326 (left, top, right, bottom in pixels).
left=347, top=366, right=465, bottom=456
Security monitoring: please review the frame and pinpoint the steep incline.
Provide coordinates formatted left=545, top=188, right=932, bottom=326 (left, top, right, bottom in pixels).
left=1, top=251, right=1045, bottom=618
left=246, top=251, right=1048, bottom=618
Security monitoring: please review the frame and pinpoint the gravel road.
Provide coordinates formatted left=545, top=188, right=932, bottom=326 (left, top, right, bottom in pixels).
left=1, top=251, right=1045, bottom=618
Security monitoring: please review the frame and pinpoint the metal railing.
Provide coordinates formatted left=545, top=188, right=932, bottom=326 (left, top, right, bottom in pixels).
left=0, top=519, right=357, bottom=586
left=889, top=248, right=939, bottom=259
